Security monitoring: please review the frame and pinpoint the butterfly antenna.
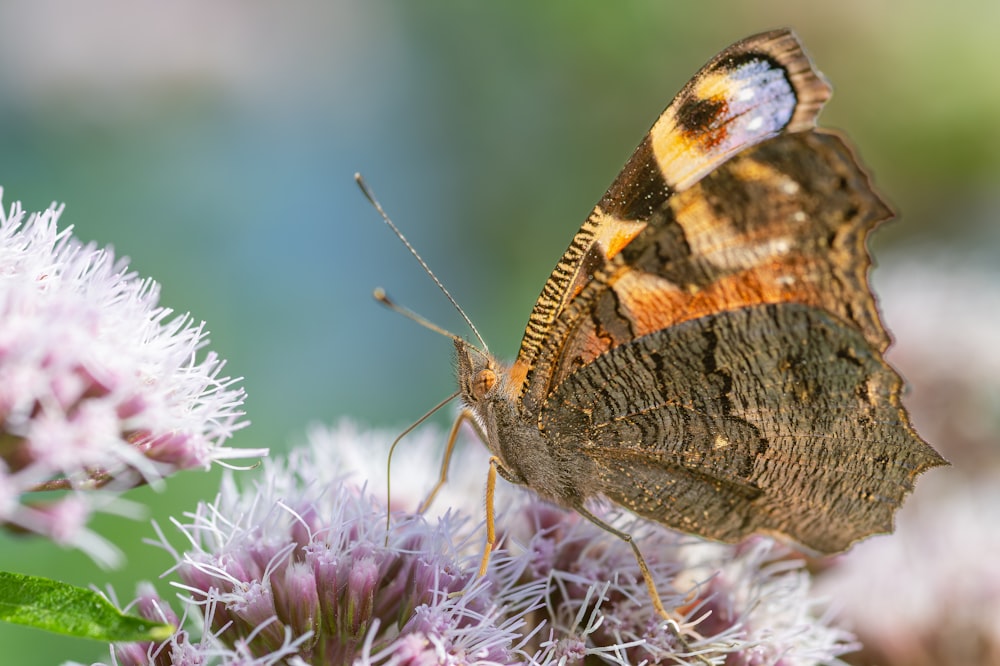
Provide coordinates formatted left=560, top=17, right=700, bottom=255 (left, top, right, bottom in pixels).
left=356, top=173, right=488, bottom=351
left=374, top=288, right=463, bottom=341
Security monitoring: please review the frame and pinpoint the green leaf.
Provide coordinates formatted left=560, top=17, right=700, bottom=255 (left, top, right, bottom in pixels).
left=0, top=571, right=174, bottom=642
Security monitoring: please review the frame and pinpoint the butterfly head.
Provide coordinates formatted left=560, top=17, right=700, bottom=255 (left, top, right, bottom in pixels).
left=455, top=336, right=528, bottom=441
left=454, top=338, right=500, bottom=407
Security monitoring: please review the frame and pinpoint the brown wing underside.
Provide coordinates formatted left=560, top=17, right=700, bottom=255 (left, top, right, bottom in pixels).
left=541, top=303, right=945, bottom=553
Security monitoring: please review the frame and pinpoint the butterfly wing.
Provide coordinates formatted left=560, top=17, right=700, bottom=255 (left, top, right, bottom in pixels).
left=511, top=29, right=832, bottom=411
left=507, top=31, right=946, bottom=551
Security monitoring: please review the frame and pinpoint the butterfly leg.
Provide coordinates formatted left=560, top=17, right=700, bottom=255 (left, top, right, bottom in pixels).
left=477, top=455, right=502, bottom=577
left=574, top=505, right=710, bottom=662
left=418, top=408, right=487, bottom=513
left=414, top=413, right=504, bottom=580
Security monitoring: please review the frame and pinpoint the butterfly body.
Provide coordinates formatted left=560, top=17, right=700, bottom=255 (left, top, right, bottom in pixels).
left=451, top=29, right=945, bottom=557
left=456, top=341, right=599, bottom=510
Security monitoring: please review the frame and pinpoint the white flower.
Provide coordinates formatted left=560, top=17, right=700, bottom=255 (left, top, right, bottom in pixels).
left=0, top=188, right=257, bottom=565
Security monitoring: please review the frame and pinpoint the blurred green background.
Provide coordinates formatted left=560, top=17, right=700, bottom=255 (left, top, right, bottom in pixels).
left=0, top=1, right=996, bottom=663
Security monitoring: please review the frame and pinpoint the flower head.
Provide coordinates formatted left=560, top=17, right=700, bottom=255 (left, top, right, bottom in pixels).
left=0, top=188, right=256, bottom=564
left=104, top=422, right=856, bottom=665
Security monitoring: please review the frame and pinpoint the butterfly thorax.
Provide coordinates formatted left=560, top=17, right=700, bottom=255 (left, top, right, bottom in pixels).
left=454, top=337, right=596, bottom=509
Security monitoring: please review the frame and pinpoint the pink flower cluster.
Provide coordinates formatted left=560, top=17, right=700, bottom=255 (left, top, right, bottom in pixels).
left=103, top=424, right=855, bottom=666
left=0, top=189, right=256, bottom=565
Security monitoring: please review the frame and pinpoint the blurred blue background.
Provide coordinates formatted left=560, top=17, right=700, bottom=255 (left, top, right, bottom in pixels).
left=0, top=1, right=997, bottom=663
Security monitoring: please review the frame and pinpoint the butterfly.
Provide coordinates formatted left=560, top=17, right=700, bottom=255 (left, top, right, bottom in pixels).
left=389, top=28, right=946, bottom=622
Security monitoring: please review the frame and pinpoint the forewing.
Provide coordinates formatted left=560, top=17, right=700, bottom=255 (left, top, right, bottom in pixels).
left=510, top=29, right=831, bottom=406
left=542, top=303, right=945, bottom=552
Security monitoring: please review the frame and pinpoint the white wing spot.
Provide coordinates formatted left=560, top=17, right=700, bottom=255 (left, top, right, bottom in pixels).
left=771, top=238, right=791, bottom=254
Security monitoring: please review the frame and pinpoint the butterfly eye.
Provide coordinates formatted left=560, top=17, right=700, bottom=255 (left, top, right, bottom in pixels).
left=472, top=368, right=496, bottom=401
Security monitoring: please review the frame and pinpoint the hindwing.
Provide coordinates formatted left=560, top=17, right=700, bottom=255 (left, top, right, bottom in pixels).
left=541, top=302, right=940, bottom=551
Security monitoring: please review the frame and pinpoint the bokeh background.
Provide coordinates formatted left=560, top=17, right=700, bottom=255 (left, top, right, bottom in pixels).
left=0, top=1, right=997, bottom=664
